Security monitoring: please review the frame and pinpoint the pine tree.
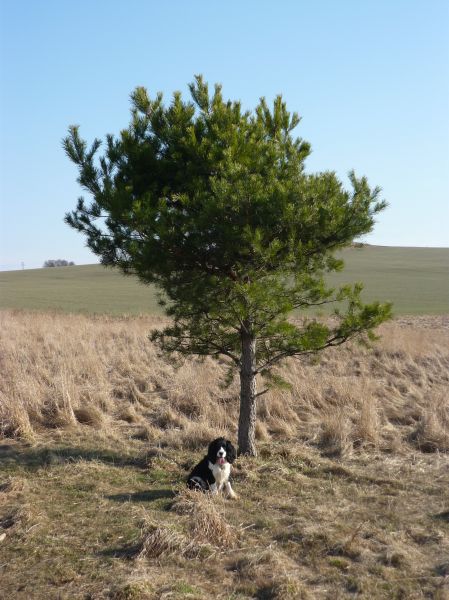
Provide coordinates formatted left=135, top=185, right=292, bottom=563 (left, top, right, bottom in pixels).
left=64, top=76, right=391, bottom=456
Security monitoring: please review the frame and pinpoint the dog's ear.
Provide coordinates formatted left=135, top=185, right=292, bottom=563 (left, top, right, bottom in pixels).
left=226, top=440, right=237, bottom=464
left=207, top=439, right=217, bottom=461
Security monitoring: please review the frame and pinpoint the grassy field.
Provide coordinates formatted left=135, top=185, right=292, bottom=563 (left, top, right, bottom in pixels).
left=1, top=310, right=448, bottom=599
left=0, top=263, right=162, bottom=315
left=1, top=246, right=448, bottom=315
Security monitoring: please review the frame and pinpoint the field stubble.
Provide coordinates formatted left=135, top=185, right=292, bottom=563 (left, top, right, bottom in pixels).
left=0, top=310, right=448, bottom=599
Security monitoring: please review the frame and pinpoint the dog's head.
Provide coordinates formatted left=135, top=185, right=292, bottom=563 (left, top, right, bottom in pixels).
left=207, top=437, right=236, bottom=466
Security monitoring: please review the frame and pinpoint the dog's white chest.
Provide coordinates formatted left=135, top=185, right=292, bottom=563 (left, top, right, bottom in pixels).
left=209, top=461, right=231, bottom=485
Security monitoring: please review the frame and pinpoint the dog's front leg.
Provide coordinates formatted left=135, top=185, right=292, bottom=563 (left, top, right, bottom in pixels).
left=210, top=482, right=218, bottom=495
left=225, top=481, right=237, bottom=499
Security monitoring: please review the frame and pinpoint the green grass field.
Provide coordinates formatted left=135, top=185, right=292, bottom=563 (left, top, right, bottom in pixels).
left=0, top=246, right=448, bottom=315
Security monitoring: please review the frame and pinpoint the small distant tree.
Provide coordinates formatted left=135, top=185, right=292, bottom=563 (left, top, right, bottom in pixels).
left=64, top=76, right=391, bottom=456
left=43, top=259, right=75, bottom=267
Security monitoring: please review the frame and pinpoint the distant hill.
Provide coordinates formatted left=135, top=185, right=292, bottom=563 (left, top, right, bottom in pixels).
left=0, top=246, right=448, bottom=315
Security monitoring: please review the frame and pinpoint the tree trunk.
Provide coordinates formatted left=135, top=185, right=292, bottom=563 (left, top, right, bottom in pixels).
left=238, top=329, right=257, bottom=456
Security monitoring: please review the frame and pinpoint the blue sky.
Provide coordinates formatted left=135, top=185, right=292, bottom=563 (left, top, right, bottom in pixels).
left=1, top=0, right=448, bottom=270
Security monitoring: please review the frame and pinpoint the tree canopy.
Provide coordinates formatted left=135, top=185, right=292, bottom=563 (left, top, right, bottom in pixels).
left=64, top=76, right=392, bottom=455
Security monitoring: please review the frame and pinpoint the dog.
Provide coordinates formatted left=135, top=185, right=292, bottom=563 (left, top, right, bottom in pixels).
left=187, top=437, right=237, bottom=498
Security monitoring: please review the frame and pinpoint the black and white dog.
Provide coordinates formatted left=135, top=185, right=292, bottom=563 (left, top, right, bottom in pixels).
left=187, top=438, right=237, bottom=498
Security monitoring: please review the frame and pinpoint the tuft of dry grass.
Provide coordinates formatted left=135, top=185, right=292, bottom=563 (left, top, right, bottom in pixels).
left=110, top=579, right=155, bottom=600
left=0, top=504, right=33, bottom=533
left=0, top=389, right=35, bottom=440
left=133, top=489, right=239, bottom=564
left=355, top=395, right=380, bottom=448
left=171, top=488, right=239, bottom=548
left=255, top=419, right=271, bottom=441
left=231, top=546, right=312, bottom=599
left=135, top=519, right=202, bottom=560
left=318, top=414, right=352, bottom=458
left=409, top=393, right=449, bottom=453
left=73, top=405, right=105, bottom=427
left=0, top=475, right=34, bottom=540
left=0, top=476, right=28, bottom=498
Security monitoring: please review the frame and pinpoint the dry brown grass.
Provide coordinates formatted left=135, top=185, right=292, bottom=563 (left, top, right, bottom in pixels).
left=1, top=310, right=448, bottom=598
left=230, top=546, right=312, bottom=599
left=134, top=488, right=239, bottom=563
left=135, top=519, right=202, bottom=560
left=1, top=310, right=448, bottom=457
left=0, top=473, right=39, bottom=548
left=172, top=487, right=239, bottom=548
left=409, top=392, right=449, bottom=453
left=0, top=476, right=28, bottom=498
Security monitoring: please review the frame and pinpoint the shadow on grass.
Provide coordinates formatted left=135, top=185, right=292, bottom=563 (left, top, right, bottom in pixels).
left=433, top=510, right=449, bottom=522
left=255, top=585, right=279, bottom=600
left=0, top=443, right=148, bottom=470
left=99, top=542, right=141, bottom=560
left=107, top=489, right=174, bottom=503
